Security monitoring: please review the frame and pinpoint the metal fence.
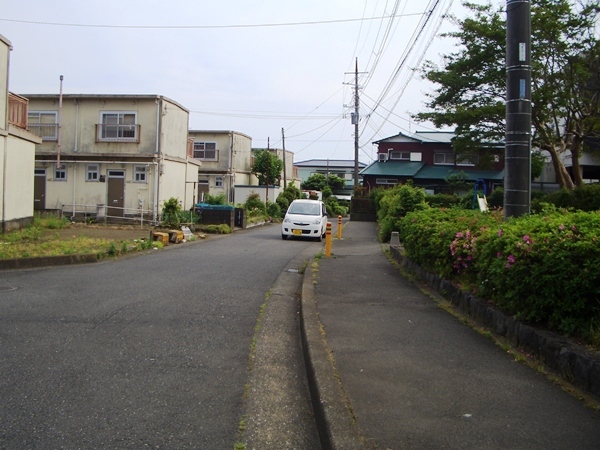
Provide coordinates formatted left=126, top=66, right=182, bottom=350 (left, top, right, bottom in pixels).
left=61, top=204, right=156, bottom=227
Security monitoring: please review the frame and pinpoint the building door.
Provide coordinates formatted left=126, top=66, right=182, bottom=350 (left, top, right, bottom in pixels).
left=107, top=170, right=125, bottom=217
left=34, top=169, right=46, bottom=210
left=198, top=179, right=209, bottom=202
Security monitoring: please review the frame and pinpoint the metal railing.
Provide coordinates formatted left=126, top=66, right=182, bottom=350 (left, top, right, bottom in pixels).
left=61, top=203, right=156, bottom=227
left=27, top=123, right=58, bottom=141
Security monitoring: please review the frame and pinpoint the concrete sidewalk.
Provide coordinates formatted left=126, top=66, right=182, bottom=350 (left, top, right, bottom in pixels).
left=301, top=220, right=600, bottom=449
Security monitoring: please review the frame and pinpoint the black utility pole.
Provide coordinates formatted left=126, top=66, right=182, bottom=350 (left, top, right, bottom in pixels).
left=504, top=0, right=532, bottom=218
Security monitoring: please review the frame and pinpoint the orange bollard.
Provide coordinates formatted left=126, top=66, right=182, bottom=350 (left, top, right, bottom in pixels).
left=325, top=222, right=332, bottom=257
left=337, top=215, right=343, bottom=239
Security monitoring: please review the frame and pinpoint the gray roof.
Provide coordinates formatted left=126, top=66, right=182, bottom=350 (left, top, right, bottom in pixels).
left=22, top=93, right=188, bottom=112
left=374, top=130, right=455, bottom=145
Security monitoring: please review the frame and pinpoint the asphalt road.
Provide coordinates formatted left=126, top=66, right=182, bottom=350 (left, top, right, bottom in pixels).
left=0, top=224, right=320, bottom=449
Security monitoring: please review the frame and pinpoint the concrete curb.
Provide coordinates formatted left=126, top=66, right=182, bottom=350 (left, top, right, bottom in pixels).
left=300, top=258, right=364, bottom=450
left=389, top=244, right=600, bottom=400
left=0, top=253, right=98, bottom=270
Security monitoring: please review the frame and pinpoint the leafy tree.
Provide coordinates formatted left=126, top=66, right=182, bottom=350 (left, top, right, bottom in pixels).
left=444, top=171, right=470, bottom=195
left=276, top=184, right=302, bottom=215
left=280, top=183, right=302, bottom=203
left=251, top=149, right=284, bottom=186
left=416, top=0, right=600, bottom=190
left=301, top=173, right=346, bottom=190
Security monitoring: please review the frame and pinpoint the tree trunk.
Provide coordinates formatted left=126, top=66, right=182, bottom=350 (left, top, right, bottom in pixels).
left=570, top=136, right=585, bottom=187
left=545, top=146, right=575, bottom=190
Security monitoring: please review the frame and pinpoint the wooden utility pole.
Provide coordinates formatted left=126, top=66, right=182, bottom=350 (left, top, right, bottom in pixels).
left=281, top=128, right=287, bottom=188
left=353, top=58, right=359, bottom=189
left=345, top=59, right=366, bottom=192
left=266, top=138, right=270, bottom=204
left=57, top=75, right=63, bottom=168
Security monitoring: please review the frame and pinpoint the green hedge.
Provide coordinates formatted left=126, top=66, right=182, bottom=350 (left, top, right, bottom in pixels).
left=396, top=206, right=600, bottom=340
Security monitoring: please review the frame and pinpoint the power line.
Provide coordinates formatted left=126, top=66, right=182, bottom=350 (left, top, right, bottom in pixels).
left=0, top=12, right=426, bottom=30
left=189, top=110, right=339, bottom=120
left=360, top=0, right=454, bottom=144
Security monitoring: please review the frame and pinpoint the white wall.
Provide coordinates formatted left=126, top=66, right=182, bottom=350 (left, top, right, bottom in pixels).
left=234, top=185, right=283, bottom=206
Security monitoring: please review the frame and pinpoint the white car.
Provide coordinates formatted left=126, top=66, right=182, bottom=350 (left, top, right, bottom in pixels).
left=281, top=199, right=328, bottom=241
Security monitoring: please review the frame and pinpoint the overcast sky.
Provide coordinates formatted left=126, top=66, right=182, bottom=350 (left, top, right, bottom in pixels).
left=1, top=0, right=499, bottom=163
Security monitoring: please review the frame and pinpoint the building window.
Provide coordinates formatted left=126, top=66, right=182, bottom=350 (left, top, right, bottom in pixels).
left=97, top=112, right=138, bottom=142
left=28, top=111, right=58, bottom=140
left=434, top=153, right=455, bottom=165
left=389, top=151, right=410, bottom=160
left=193, top=142, right=218, bottom=160
left=456, top=154, right=478, bottom=166
left=86, top=164, right=99, bottom=181
left=134, top=165, right=147, bottom=183
left=55, top=164, right=67, bottom=181
left=376, top=178, right=398, bottom=185
left=215, top=176, right=224, bottom=188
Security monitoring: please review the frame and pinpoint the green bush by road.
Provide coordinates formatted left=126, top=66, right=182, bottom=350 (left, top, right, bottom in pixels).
left=374, top=184, right=600, bottom=346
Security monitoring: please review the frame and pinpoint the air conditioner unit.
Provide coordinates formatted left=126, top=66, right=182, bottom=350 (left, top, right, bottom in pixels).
left=378, top=153, right=388, bottom=162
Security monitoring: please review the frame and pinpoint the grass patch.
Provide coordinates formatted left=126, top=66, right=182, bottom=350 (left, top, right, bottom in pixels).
left=0, top=235, right=116, bottom=259
left=198, top=224, right=232, bottom=234
left=0, top=222, right=159, bottom=259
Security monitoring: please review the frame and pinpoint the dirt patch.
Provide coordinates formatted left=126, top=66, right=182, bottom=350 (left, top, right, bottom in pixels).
left=47, top=224, right=154, bottom=242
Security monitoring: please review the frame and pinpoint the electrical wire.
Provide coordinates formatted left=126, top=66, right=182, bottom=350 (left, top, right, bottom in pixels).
left=359, top=0, right=454, bottom=144
left=362, top=0, right=439, bottom=124
left=0, top=13, right=425, bottom=30
left=291, top=116, right=347, bottom=156
left=189, top=110, right=338, bottom=120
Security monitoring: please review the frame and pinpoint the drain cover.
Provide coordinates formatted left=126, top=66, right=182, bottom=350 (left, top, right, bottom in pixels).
left=0, top=286, right=17, bottom=293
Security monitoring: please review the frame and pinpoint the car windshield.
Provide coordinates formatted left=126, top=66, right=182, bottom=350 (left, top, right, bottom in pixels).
left=288, top=202, right=321, bottom=215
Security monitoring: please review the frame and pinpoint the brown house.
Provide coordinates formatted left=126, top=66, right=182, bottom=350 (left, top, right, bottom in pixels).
left=361, top=131, right=505, bottom=194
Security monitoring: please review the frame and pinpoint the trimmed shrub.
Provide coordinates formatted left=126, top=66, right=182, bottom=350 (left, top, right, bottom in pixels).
left=396, top=205, right=600, bottom=340
left=266, top=201, right=281, bottom=219
left=245, top=192, right=266, bottom=214
left=376, top=183, right=428, bottom=242
left=475, top=210, right=600, bottom=335
left=397, top=208, right=501, bottom=278
left=425, top=194, right=462, bottom=208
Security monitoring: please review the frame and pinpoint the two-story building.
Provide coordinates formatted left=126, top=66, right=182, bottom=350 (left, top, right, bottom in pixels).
left=361, top=131, right=505, bottom=194
left=25, top=94, right=201, bottom=223
left=188, top=130, right=253, bottom=205
left=294, top=159, right=367, bottom=194
left=0, top=34, right=42, bottom=232
left=233, top=147, right=300, bottom=204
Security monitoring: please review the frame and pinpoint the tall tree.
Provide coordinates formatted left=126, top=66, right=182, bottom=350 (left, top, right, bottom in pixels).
left=251, top=149, right=284, bottom=186
left=416, top=0, right=600, bottom=189
left=300, top=173, right=346, bottom=191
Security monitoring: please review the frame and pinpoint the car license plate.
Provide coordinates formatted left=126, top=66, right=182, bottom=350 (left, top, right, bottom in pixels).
left=292, top=229, right=302, bottom=236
